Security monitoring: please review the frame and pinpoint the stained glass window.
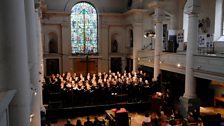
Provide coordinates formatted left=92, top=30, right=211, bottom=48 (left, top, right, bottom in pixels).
left=71, top=2, right=98, bottom=54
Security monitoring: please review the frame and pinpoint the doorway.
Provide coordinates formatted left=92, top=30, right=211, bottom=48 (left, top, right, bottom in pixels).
left=111, top=57, right=122, bottom=73
left=46, top=59, right=60, bottom=76
left=73, top=58, right=98, bottom=75
left=126, top=58, right=133, bottom=73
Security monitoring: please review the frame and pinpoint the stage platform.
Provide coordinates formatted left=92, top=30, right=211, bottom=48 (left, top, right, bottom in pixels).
left=45, top=101, right=151, bottom=122
left=200, top=107, right=224, bottom=118
left=45, top=100, right=224, bottom=124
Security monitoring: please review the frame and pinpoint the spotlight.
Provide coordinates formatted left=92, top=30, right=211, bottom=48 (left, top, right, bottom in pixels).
left=177, top=63, right=181, bottom=68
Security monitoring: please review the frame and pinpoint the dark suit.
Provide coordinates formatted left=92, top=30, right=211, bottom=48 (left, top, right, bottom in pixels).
left=65, top=124, right=75, bottom=126
left=84, top=121, right=93, bottom=126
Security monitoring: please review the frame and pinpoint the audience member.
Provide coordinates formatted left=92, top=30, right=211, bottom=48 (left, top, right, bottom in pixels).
left=93, top=117, right=101, bottom=126
left=84, top=116, right=93, bottom=126
left=76, top=119, right=83, bottom=126
left=64, top=119, right=75, bottom=126
left=169, top=115, right=176, bottom=126
left=151, top=112, right=160, bottom=126
left=142, top=113, right=152, bottom=126
left=187, top=112, right=195, bottom=123
left=160, top=111, right=167, bottom=126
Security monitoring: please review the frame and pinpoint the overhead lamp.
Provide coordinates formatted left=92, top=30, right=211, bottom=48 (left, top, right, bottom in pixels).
left=144, top=30, right=155, bottom=38
left=144, top=33, right=150, bottom=38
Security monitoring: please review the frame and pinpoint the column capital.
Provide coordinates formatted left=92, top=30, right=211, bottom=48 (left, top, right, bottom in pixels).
left=184, top=0, right=200, bottom=15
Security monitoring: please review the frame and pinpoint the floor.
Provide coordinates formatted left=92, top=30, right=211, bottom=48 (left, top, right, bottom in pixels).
left=49, top=112, right=145, bottom=126
left=50, top=107, right=224, bottom=126
left=200, top=107, right=224, bottom=117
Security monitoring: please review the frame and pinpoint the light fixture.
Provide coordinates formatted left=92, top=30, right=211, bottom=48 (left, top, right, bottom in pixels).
left=144, top=30, right=155, bottom=38
left=34, top=91, right=37, bottom=96
left=144, top=33, right=150, bottom=38
left=30, top=114, right=35, bottom=122
left=177, top=63, right=181, bottom=68
left=197, top=66, right=201, bottom=70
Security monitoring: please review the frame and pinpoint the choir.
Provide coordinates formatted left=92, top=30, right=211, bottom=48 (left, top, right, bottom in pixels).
left=43, top=70, right=160, bottom=108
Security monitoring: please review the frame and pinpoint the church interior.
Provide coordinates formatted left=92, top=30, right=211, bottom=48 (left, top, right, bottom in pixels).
left=1, top=0, right=224, bottom=126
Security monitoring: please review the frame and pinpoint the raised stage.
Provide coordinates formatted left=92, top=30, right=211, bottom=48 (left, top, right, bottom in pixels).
left=45, top=101, right=151, bottom=123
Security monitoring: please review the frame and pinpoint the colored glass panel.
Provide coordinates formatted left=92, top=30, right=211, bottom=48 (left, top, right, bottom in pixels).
left=71, top=2, right=98, bottom=54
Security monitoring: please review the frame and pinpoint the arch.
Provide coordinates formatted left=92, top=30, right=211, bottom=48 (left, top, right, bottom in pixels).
left=71, top=2, right=98, bottom=54
left=48, top=32, right=58, bottom=53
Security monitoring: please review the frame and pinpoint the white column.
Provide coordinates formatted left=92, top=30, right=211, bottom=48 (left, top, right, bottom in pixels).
left=100, top=24, right=109, bottom=72
left=180, top=1, right=200, bottom=118
left=24, top=0, right=41, bottom=125
left=183, top=13, right=198, bottom=98
left=153, top=8, right=163, bottom=81
left=214, top=0, right=223, bottom=40
left=133, top=23, right=143, bottom=72
left=37, top=10, right=44, bottom=109
left=0, top=1, right=6, bottom=91
left=1, top=0, right=31, bottom=126
left=183, top=0, right=200, bottom=99
left=168, top=15, right=177, bottom=36
left=61, top=23, right=73, bottom=73
left=168, top=15, right=178, bottom=52
left=170, top=15, right=178, bottom=30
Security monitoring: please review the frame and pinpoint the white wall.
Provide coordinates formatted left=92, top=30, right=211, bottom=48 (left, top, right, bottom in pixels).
left=45, top=0, right=127, bottom=13
left=41, top=0, right=219, bottom=75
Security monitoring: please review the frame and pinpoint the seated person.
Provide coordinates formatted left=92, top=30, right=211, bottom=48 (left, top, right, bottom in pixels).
left=76, top=119, right=83, bottom=126
left=160, top=111, right=167, bottom=126
left=151, top=112, right=160, bottom=126
left=84, top=116, right=93, bottom=126
left=65, top=119, right=75, bottom=126
left=187, top=112, right=195, bottom=123
left=142, top=113, right=152, bottom=126
left=197, top=117, right=204, bottom=126
left=174, top=110, right=182, bottom=119
left=93, top=117, right=101, bottom=126
left=169, top=115, right=176, bottom=126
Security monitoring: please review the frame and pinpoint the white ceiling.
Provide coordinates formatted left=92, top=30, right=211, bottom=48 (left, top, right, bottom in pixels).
left=44, top=0, right=182, bottom=16
left=45, top=0, right=127, bottom=13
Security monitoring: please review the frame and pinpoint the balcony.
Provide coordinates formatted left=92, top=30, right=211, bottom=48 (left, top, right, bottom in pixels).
left=137, top=48, right=224, bottom=82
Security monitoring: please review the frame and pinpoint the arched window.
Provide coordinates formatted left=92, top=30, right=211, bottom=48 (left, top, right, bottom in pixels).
left=71, top=2, right=98, bottom=54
